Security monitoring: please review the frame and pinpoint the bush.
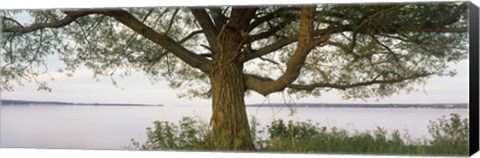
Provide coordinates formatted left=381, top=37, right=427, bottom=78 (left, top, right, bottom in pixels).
left=129, top=116, right=213, bottom=150
left=128, top=113, right=469, bottom=156
left=427, top=113, right=469, bottom=155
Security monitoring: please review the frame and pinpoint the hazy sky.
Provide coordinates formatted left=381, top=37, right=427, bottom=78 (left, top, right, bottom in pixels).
left=1, top=1, right=471, bottom=106
left=1, top=60, right=469, bottom=106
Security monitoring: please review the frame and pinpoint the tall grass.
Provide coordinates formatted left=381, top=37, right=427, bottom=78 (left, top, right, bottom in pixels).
left=128, top=113, right=469, bottom=156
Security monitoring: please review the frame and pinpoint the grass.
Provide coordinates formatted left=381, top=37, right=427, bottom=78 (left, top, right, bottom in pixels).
left=128, top=113, right=469, bottom=156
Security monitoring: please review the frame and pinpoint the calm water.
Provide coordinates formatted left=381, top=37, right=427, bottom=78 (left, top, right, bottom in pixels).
left=0, top=105, right=468, bottom=149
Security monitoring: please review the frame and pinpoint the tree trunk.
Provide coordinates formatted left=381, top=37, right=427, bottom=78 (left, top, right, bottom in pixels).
left=209, top=61, right=255, bottom=151
left=207, top=11, right=256, bottom=149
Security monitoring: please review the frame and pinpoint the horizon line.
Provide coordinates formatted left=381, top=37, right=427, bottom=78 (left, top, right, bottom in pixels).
left=0, top=98, right=469, bottom=106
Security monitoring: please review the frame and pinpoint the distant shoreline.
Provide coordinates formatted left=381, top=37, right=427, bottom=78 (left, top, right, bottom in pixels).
left=247, top=103, right=468, bottom=109
left=0, top=99, right=468, bottom=109
left=0, top=99, right=164, bottom=107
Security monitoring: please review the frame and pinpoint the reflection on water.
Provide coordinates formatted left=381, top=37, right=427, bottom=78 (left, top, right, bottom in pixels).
left=0, top=105, right=468, bottom=149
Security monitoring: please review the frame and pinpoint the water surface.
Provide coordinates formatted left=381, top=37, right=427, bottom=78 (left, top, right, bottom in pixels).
left=0, top=105, right=468, bottom=149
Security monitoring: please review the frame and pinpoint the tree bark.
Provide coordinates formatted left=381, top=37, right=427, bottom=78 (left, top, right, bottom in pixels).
left=209, top=61, right=254, bottom=150
left=208, top=16, right=255, bottom=149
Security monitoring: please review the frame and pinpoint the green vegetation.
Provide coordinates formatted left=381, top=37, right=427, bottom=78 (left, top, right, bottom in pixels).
left=128, top=113, right=469, bottom=156
left=427, top=113, right=469, bottom=155
left=130, top=117, right=213, bottom=150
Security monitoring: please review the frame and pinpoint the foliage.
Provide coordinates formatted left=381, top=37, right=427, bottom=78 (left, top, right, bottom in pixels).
left=0, top=3, right=469, bottom=99
left=427, top=113, right=469, bottom=155
left=129, top=113, right=469, bottom=155
left=129, top=116, right=213, bottom=150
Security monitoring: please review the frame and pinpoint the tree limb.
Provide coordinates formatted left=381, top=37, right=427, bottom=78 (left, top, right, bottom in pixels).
left=243, top=6, right=316, bottom=95
left=208, top=7, right=227, bottom=27
left=353, top=5, right=406, bottom=32
left=371, top=35, right=406, bottom=72
left=103, top=10, right=211, bottom=72
left=165, top=8, right=179, bottom=34
left=378, top=21, right=467, bottom=34
left=1, top=17, right=25, bottom=28
left=417, top=27, right=467, bottom=33
left=423, top=3, right=468, bottom=28
left=248, top=20, right=290, bottom=42
left=179, top=30, right=203, bottom=44
left=287, top=73, right=431, bottom=91
left=189, top=8, right=221, bottom=53
left=241, top=36, right=296, bottom=62
left=242, top=26, right=346, bottom=62
left=245, top=72, right=432, bottom=95
left=249, top=7, right=298, bottom=30
left=258, top=56, right=285, bottom=74
left=2, top=11, right=96, bottom=34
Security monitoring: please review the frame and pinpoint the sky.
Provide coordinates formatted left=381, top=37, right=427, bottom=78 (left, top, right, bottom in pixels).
left=0, top=0, right=472, bottom=106
left=1, top=60, right=469, bottom=106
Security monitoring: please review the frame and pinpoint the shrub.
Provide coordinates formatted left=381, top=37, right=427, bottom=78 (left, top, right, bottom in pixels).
left=129, top=116, right=213, bottom=150
left=128, top=113, right=469, bottom=156
left=427, top=113, right=469, bottom=155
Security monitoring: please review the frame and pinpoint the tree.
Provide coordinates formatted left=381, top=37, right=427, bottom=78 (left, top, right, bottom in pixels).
left=0, top=2, right=469, bottom=150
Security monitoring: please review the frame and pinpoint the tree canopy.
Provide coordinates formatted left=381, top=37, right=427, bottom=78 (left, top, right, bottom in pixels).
left=1, top=3, right=468, bottom=98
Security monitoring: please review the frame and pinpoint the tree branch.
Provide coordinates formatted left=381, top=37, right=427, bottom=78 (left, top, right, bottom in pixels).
left=189, top=8, right=221, bottom=53
left=259, top=56, right=285, bottom=74
left=423, top=3, right=468, bottom=28
left=249, top=7, right=298, bottom=30
left=245, top=72, right=432, bottom=95
left=165, top=8, right=179, bottom=34
left=242, top=26, right=345, bottom=62
left=208, top=7, right=227, bottom=28
left=248, top=20, right=290, bottom=42
left=2, top=11, right=96, bottom=34
left=241, top=36, right=296, bottom=62
left=287, top=73, right=431, bottom=91
left=371, top=35, right=406, bottom=72
left=353, top=5, right=406, bottom=32
left=1, top=17, right=25, bottom=28
left=243, top=6, right=316, bottom=95
left=103, top=10, right=211, bottom=72
left=417, top=27, right=467, bottom=33
left=179, top=30, right=203, bottom=44
left=378, top=21, right=468, bottom=34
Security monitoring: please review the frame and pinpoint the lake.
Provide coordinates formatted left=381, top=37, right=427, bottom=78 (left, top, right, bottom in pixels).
left=0, top=104, right=468, bottom=150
